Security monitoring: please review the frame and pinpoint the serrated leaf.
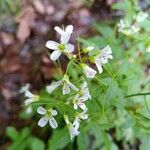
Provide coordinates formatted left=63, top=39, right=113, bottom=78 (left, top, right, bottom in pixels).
left=48, top=128, right=70, bottom=150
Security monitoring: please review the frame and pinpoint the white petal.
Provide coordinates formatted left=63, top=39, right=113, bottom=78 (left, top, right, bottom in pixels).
left=79, top=102, right=86, bottom=110
left=74, top=104, right=78, bottom=110
left=61, top=33, right=70, bottom=44
left=24, top=98, right=33, bottom=105
left=83, top=65, right=97, bottom=78
left=87, top=46, right=94, bottom=51
left=19, top=83, right=30, bottom=93
left=63, top=83, right=70, bottom=95
left=54, top=26, right=64, bottom=35
left=49, top=117, right=58, bottom=129
left=38, top=117, right=48, bottom=127
left=65, top=44, right=74, bottom=53
left=67, top=81, right=79, bottom=92
left=102, top=45, right=111, bottom=53
left=46, top=40, right=59, bottom=50
left=69, top=126, right=80, bottom=140
left=50, top=50, right=62, bottom=61
left=37, top=106, right=47, bottom=115
left=51, top=109, right=58, bottom=116
left=95, top=59, right=103, bottom=74
left=46, top=81, right=62, bottom=94
left=65, top=25, right=73, bottom=33
left=73, top=117, right=80, bottom=129
left=25, top=91, right=33, bottom=98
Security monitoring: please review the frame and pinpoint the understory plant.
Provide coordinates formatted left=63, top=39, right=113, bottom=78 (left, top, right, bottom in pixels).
left=7, top=0, right=150, bottom=149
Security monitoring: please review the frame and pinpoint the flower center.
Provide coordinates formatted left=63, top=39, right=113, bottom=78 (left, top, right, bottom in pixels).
left=46, top=110, right=51, bottom=117
left=58, top=43, right=65, bottom=51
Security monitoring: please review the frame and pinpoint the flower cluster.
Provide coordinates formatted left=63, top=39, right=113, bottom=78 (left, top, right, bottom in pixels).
left=21, top=25, right=113, bottom=140
left=118, top=11, right=148, bottom=35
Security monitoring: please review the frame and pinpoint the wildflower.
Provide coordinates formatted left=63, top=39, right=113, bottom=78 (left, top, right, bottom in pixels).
left=24, top=90, right=39, bottom=106
left=83, top=46, right=95, bottom=53
left=19, top=83, right=30, bottom=94
left=37, top=106, right=58, bottom=129
left=73, top=108, right=88, bottom=129
left=135, top=11, right=148, bottom=23
left=72, top=94, right=87, bottom=110
left=46, top=25, right=74, bottom=61
left=67, top=81, right=91, bottom=110
left=118, top=19, right=140, bottom=35
left=81, top=63, right=97, bottom=78
left=91, top=45, right=113, bottom=74
left=64, top=115, right=80, bottom=140
left=46, top=74, right=79, bottom=95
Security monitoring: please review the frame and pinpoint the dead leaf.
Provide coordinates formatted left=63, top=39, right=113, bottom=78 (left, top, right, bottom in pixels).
left=16, top=7, right=36, bottom=43
left=0, top=31, right=15, bottom=46
left=34, top=0, right=45, bottom=14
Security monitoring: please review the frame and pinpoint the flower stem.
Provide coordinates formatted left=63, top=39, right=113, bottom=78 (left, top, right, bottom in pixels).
left=125, top=92, right=150, bottom=98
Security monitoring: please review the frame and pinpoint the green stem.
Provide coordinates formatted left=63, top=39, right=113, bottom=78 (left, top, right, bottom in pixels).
left=125, top=92, right=150, bottom=98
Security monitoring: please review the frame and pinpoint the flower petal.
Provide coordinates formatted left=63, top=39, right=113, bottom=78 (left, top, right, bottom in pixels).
left=19, top=83, right=30, bottom=93
left=50, top=50, right=62, bottom=61
left=65, top=44, right=74, bottom=53
left=83, top=64, right=97, bottom=78
left=51, top=109, right=58, bottom=116
left=65, top=25, right=73, bottom=33
left=61, top=33, right=70, bottom=44
left=63, top=82, right=70, bottom=95
left=79, top=102, right=86, bottom=110
left=54, top=26, right=64, bottom=35
left=46, top=81, right=62, bottom=94
left=67, top=81, right=79, bottom=92
left=73, top=117, right=80, bottom=129
left=46, top=40, right=59, bottom=50
left=74, top=104, right=78, bottom=110
left=38, top=117, right=48, bottom=127
left=37, top=106, right=47, bottom=115
left=25, top=91, right=33, bottom=98
left=25, top=98, right=33, bottom=105
left=69, top=125, right=80, bottom=140
left=49, top=117, right=58, bottom=129
left=95, top=59, right=103, bottom=74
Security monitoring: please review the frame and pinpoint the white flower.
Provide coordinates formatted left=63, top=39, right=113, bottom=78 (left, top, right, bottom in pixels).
left=118, top=19, right=140, bottom=35
left=64, top=115, right=80, bottom=140
left=83, top=46, right=95, bottom=53
left=81, top=64, right=97, bottom=78
left=46, top=25, right=74, bottom=61
left=72, top=94, right=87, bottom=110
left=19, top=83, right=30, bottom=94
left=67, top=81, right=91, bottom=110
left=37, top=106, right=58, bottom=129
left=79, top=81, right=91, bottom=101
left=135, top=11, right=148, bottom=22
left=46, top=74, right=79, bottom=95
left=94, top=45, right=113, bottom=74
left=73, top=108, right=88, bottom=129
left=24, top=90, right=39, bottom=106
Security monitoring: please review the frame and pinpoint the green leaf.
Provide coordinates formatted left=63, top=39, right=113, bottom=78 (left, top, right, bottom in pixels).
left=112, top=1, right=129, bottom=10
left=140, top=134, right=150, bottom=150
left=30, top=137, right=45, bottom=150
left=48, top=128, right=70, bottom=150
left=6, top=127, right=20, bottom=141
left=77, top=131, right=88, bottom=150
